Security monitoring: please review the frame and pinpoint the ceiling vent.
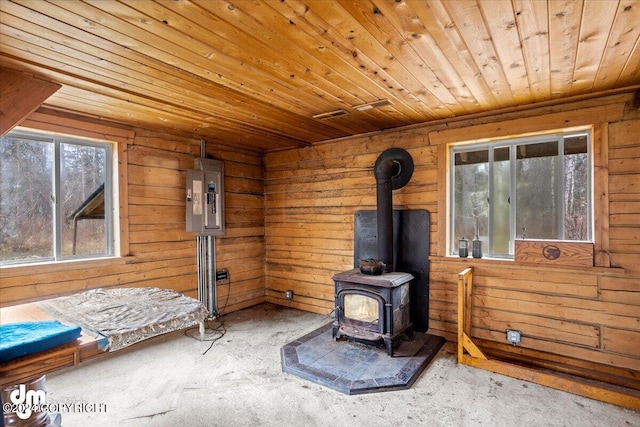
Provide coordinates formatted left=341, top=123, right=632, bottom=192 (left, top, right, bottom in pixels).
left=354, top=99, right=392, bottom=111
left=312, top=109, right=348, bottom=120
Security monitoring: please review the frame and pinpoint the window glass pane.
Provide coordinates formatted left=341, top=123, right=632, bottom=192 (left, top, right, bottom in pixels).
left=492, top=147, right=510, bottom=255
left=517, top=140, right=558, bottom=159
left=564, top=136, right=589, bottom=240
left=564, top=134, right=588, bottom=155
left=0, top=136, right=54, bottom=263
left=454, top=150, right=489, bottom=253
left=455, top=150, right=488, bottom=165
left=516, top=141, right=560, bottom=239
left=61, top=143, right=108, bottom=257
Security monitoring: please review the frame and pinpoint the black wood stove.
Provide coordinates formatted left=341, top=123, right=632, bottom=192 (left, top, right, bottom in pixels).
left=281, top=148, right=444, bottom=393
left=331, top=147, right=430, bottom=357
left=282, top=147, right=443, bottom=393
left=332, top=268, right=413, bottom=356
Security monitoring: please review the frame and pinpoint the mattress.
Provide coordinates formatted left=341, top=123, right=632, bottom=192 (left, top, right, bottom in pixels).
left=38, top=287, right=208, bottom=352
left=0, top=321, right=82, bottom=363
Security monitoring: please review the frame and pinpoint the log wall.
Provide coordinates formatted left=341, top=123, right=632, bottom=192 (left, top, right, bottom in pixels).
left=264, top=93, right=640, bottom=382
left=0, top=110, right=265, bottom=314
left=1, top=92, right=637, bottom=387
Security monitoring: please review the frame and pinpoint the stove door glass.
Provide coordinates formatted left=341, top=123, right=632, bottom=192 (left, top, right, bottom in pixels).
left=344, top=294, right=378, bottom=324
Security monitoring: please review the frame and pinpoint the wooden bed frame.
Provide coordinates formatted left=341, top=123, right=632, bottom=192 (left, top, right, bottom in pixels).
left=0, top=301, right=194, bottom=388
left=0, top=302, right=103, bottom=388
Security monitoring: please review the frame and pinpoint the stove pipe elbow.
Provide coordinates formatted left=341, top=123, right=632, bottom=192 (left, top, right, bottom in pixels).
left=373, top=148, right=414, bottom=273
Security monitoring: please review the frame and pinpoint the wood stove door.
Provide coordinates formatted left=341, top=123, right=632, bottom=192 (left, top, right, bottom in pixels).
left=338, top=291, right=384, bottom=336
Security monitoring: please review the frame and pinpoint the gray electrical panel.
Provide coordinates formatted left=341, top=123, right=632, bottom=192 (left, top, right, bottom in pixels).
left=186, top=158, right=225, bottom=236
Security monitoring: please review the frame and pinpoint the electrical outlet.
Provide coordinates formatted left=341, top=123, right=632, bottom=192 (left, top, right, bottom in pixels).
left=506, top=329, right=521, bottom=346
left=216, top=268, right=229, bottom=284
left=285, top=290, right=293, bottom=301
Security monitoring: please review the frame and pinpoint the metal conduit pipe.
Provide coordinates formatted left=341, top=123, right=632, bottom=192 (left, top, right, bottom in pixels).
left=197, top=139, right=219, bottom=318
left=207, top=235, right=217, bottom=317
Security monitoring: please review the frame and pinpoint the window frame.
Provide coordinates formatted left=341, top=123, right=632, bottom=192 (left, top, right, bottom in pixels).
left=430, top=102, right=623, bottom=268
left=449, top=131, right=593, bottom=259
left=1, top=127, right=120, bottom=266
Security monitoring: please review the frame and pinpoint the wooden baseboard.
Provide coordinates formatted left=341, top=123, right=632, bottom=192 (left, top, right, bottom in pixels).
left=459, top=354, right=640, bottom=411
left=477, top=339, right=640, bottom=392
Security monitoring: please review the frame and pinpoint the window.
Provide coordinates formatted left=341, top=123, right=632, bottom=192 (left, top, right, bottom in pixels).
left=450, top=131, right=591, bottom=258
left=0, top=130, right=114, bottom=265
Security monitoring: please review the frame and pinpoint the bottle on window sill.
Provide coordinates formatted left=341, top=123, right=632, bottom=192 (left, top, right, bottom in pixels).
left=472, top=234, right=482, bottom=259
left=459, top=237, right=468, bottom=258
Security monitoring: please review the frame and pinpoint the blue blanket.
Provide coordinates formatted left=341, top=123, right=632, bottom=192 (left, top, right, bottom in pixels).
left=0, top=321, right=82, bottom=363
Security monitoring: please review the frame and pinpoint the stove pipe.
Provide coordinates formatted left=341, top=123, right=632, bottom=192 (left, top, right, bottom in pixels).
left=373, top=148, right=414, bottom=273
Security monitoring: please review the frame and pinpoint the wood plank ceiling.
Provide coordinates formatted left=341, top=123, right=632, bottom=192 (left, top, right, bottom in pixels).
left=1, top=0, right=639, bottom=152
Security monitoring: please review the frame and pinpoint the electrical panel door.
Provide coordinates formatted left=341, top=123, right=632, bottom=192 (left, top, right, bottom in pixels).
left=186, top=158, right=225, bottom=236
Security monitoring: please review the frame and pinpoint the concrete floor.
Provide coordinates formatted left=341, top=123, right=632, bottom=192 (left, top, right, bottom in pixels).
left=46, top=303, right=639, bottom=427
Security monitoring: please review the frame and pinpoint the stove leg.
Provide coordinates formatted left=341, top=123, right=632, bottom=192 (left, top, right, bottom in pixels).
left=384, top=337, right=393, bottom=357
left=405, top=327, right=414, bottom=341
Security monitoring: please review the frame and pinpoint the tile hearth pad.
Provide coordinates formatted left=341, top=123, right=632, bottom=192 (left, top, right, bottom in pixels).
left=281, top=323, right=445, bottom=395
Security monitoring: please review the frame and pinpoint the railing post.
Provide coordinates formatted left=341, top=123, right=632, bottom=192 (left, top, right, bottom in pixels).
left=457, top=267, right=486, bottom=361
